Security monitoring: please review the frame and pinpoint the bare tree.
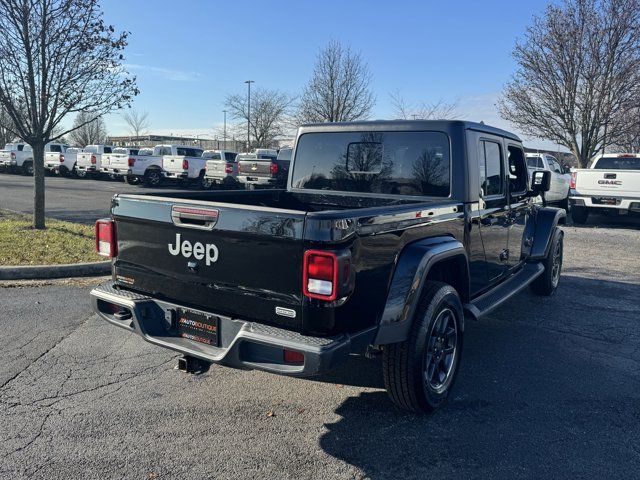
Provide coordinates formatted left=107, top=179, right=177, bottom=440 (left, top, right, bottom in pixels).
left=612, top=107, right=640, bottom=152
left=122, top=109, right=150, bottom=138
left=390, top=90, right=458, bottom=120
left=225, top=88, right=294, bottom=149
left=498, top=0, right=640, bottom=167
left=296, top=41, right=375, bottom=124
left=69, top=112, right=107, bottom=146
left=0, top=0, right=137, bottom=229
left=0, top=104, right=15, bottom=147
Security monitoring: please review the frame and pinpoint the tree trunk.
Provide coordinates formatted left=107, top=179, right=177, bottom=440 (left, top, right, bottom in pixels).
left=32, top=142, right=46, bottom=229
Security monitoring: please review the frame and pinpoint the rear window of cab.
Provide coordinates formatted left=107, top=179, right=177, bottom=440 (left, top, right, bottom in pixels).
left=291, top=131, right=451, bottom=197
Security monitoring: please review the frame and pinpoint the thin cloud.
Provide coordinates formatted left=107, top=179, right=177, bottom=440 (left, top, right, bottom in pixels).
left=124, top=63, right=202, bottom=82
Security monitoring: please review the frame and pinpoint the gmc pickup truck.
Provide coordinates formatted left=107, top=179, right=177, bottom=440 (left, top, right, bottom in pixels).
left=569, top=153, right=640, bottom=224
left=91, top=120, right=564, bottom=413
left=237, top=148, right=290, bottom=189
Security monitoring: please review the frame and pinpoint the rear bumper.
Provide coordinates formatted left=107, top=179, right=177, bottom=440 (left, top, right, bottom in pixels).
left=77, top=165, right=97, bottom=171
left=90, top=281, right=375, bottom=377
left=102, top=167, right=126, bottom=175
left=237, top=175, right=276, bottom=185
left=570, top=195, right=640, bottom=211
left=164, top=171, right=189, bottom=179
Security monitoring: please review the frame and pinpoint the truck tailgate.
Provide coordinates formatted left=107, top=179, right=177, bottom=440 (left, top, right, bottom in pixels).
left=77, top=152, right=97, bottom=168
left=111, top=195, right=307, bottom=329
left=238, top=158, right=273, bottom=177
left=206, top=159, right=228, bottom=177
left=163, top=156, right=186, bottom=173
left=575, top=170, right=640, bottom=197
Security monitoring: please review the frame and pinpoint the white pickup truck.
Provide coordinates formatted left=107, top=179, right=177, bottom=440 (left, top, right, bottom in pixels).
left=569, top=153, right=640, bottom=224
left=101, top=147, right=141, bottom=178
left=124, top=146, right=167, bottom=187
left=160, top=145, right=206, bottom=188
left=44, top=144, right=79, bottom=176
left=75, top=145, right=114, bottom=178
left=0, top=142, right=33, bottom=174
left=526, top=153, right=571, bottom=208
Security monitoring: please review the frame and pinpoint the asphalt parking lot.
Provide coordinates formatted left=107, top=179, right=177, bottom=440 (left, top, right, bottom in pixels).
left=0, top=173, right=180, bottom=224
left=1, top=174, right=640, bottom=479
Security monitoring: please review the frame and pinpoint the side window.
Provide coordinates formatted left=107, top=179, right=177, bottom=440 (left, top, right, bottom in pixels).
left=548, top=158, right=561, bottom=174
left=507, top=145, right=528, bottom=194
left=479, top=140, right=504, bottom=197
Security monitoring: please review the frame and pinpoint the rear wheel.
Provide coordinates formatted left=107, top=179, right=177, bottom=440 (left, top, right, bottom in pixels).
left=124, top=175, right=140, bottom=185
left=383, top=282, right=464, bottom=413
left=22, top=161, right=34, bottom=176
left=197, top=170, right=212, bottom=190
left=571, top=206, right=589, bottom=224
left=143, top=169, right=163, bottom=187
left=530, top=229, right=563, bottom=296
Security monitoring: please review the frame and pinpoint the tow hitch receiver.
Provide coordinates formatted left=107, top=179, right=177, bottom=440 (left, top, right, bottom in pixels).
left=177, top=355, right=211, bottom=375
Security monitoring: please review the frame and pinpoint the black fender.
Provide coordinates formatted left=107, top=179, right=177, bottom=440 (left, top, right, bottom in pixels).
left=529, top=207, right=566, bottom=261
left=373, top=237, right=469, bottom=345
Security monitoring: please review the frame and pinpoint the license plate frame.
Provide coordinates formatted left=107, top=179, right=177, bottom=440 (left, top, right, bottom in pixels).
left=592, top=196, right=618, bottom=205
left=176, top=308, right=219, bottom=346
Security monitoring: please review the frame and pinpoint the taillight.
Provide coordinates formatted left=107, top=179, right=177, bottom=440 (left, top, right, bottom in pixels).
left=128, top=157, right=135, bottom=167
left=303, top=250, right=338, bottom=301
left=10, top=152, right=16, bottom=160
left=95, top=219, right=116, bottom=257
left=570, top=172, right=576, bottom=189
left=225, top=163, right=233, bottom=174
left=182, top=159, right=189, bottom=170
left=270, top=162, right=278, bottom=175
left=237, top=163, right=242, bottom=173
left=59, top=154, right=65, bottom=163
left=91, top=154, right=97, bottom=164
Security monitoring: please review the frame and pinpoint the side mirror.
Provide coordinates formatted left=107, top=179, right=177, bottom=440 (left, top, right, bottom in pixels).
left=530, top=170, right=551, bottom=194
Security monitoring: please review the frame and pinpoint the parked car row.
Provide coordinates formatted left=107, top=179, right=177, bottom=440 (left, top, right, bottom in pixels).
left=0, top=141, right=293, bottom=190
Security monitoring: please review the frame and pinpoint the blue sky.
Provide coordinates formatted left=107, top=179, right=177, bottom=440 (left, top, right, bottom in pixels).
left=100, top=0, right=560, bottom=149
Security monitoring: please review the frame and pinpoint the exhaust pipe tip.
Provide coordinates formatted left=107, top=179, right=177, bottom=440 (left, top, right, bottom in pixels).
left=176, top=355, right=211, bottom=375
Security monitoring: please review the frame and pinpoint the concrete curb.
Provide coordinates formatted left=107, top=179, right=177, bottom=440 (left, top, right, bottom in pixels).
left=0, top=261, right=111, bottom=280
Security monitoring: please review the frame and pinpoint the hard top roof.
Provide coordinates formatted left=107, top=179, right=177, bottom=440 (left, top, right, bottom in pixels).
left=298, top=119, right=521, bottom=142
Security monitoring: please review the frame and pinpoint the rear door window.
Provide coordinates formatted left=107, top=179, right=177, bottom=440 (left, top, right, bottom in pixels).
left=479, top=140, right=504, bottom=197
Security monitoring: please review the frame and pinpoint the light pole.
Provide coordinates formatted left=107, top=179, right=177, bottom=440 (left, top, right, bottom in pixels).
left=245, top=80, right=254, bottom=152
left=223, top=109, right=227, bottom=150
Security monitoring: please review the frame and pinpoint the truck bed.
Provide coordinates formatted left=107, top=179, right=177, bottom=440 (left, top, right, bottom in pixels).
left=110, top=189, right=462, bottom=335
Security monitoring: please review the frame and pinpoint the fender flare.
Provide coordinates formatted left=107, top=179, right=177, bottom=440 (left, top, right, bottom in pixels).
left=529, top=207, right=566, bottom=261
left=373, top=237, right=469, bottom=345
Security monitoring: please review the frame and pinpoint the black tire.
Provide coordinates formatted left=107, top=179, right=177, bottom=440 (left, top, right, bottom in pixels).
left=197, top=170, right=211, bottom=190
left=22, top=161, right=34, bottom=176
left=383, top=281, right=464, bottom=413
left=571, top=206, right=589, bottom=224
left=124, top=175, right=140, bottom=185
left=142, top=169, right=163, bottom=187
left=530, top=229, right=563, bottom=296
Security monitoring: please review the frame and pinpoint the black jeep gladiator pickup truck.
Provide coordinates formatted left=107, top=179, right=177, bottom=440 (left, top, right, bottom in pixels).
left=91, top=120, right=564, bottom=413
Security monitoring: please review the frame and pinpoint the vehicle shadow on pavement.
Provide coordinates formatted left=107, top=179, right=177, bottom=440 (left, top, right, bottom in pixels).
left=318, top=275, right=640, bottom=479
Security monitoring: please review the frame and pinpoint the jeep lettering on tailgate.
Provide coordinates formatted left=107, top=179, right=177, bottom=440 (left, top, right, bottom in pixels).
left=168, top=233, right=219, bottom=266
